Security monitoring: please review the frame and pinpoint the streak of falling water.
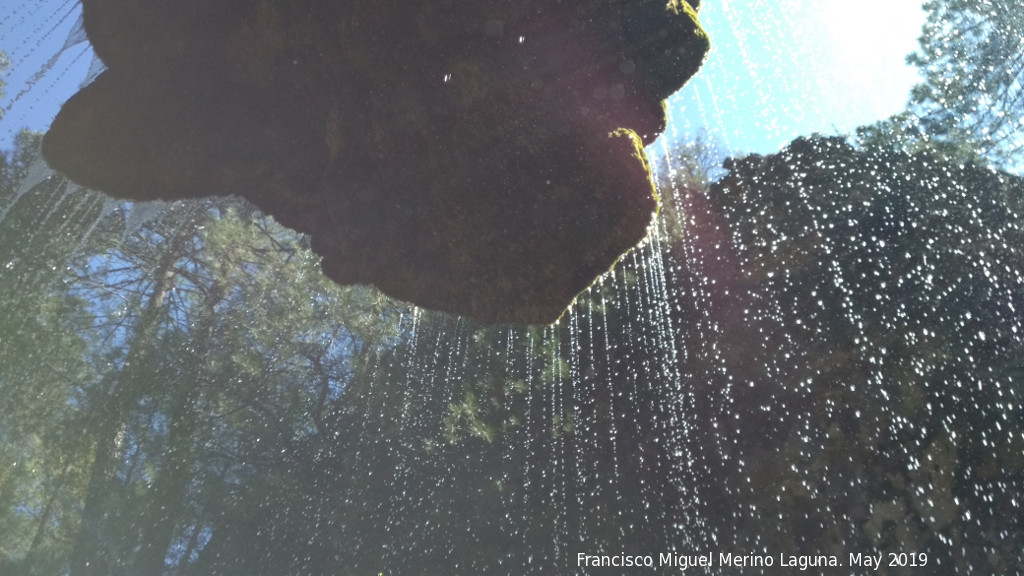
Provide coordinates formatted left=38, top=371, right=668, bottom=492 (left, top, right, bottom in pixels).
left=568, top=292, right=592, bottom=561
left=701, top=75, right=734, bottom=153
left=1, top=0, right=92, bottom=146
left=0, top=159, right=51, bottom=225
left=598, top=282, right=620, bottom=484
left=71, top=192, right=114, bottom=243
left=381, top=306, right=421, bottom=567
left=5, top=42, right=89, bottom=115
left=501, top=326, right=516, bottom=561
left=523, top=328, right=535, bottom=516
left=2, top=166, right=106, bottom=261
left=646, top=217, right=693, bottom=496
left=547, top=321, right=565, bottom=562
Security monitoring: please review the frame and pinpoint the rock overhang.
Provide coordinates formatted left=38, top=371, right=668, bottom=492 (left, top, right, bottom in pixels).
left=43, top=0, right=710, bottom=324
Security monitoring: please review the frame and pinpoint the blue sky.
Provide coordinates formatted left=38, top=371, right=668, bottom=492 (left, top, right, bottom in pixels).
left=0, top=0, right=92, bottom=149
left=1, top=0, right=924, bottom=155
left=662, top=0, right=925, bottom=157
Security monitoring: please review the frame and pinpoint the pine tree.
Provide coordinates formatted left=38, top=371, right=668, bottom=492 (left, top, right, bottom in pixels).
left=906, top=0, right=1024, bottom=167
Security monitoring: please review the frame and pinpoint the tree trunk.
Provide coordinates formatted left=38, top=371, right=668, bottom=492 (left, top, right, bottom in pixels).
left=133, top=285, right=221, bottom=576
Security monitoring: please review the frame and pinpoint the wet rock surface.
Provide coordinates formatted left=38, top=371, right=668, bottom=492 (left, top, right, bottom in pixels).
left=42, top=0, right=709, bottom=324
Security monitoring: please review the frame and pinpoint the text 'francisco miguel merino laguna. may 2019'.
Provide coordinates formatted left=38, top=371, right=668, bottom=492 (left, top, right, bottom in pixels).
left=577, top=551, right=929, bottom=570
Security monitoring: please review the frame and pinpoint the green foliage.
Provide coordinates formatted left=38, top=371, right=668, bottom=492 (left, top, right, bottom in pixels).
left=0, top=133, right=101, bottom=575
left=0, top=135, right=412, bottom=573
left=855, top=111, right=987, bottom=166
left=444, top=391, right=496, bottom=444
left=905, top=0, right=1024, bottom=168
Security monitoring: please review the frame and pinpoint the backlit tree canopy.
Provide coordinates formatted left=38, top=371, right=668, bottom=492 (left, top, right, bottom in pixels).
left=907, top=0, right=1024, bottom=166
